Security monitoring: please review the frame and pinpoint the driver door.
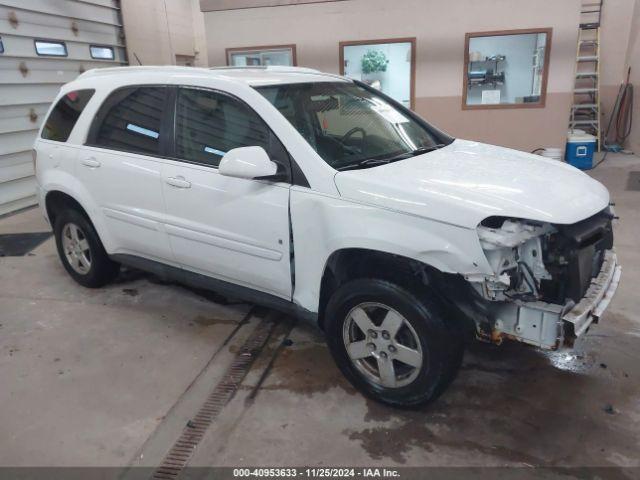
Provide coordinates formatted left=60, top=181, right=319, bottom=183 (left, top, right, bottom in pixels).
left=161, top=86, right=293, bottom=300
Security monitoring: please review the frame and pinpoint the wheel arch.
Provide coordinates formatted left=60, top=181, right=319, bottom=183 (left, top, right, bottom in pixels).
left=43, top=188, right=114, bottom=253
left=45, top=190, right=91, bottom=228
left=317, top=248, right=478, bottom=338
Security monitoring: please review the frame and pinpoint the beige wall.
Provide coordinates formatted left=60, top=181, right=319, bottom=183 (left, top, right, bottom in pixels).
left=122, top=0, right=208, bottom=67
left=203, top=0, right=582, bottom=152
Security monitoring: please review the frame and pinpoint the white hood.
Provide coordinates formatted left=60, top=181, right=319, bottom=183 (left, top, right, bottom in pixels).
left=334, top=139, right=610, bottom=229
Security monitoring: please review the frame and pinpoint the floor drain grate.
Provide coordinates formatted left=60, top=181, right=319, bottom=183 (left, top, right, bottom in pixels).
left=627, top=171, right=640, bottom=191
left=151, top=313, right=279, bottom=479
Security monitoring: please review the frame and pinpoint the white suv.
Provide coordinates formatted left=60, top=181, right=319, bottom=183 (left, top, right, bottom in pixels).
left=34, top=66, right=621, bottom=407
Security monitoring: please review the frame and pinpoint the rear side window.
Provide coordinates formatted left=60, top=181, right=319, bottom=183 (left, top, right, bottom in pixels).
left=42, top=89, right=95, bottom=142
left=175, top=87, right=270, bottom=167
left=91, top=86, right=166, bottom=156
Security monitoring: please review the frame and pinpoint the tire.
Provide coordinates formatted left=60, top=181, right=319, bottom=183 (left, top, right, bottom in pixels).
left=54, top=208, right=119, bottom=288
left=324, top=278, right=463, bottom=408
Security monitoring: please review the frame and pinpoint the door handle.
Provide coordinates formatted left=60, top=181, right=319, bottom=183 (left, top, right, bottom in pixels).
left=81, top=157, right=101, bottom=168
left=166, top=176, right=191, bottom=189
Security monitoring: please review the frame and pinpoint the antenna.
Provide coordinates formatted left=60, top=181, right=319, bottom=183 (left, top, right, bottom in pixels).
left=133, top=52, right=142, bottom=65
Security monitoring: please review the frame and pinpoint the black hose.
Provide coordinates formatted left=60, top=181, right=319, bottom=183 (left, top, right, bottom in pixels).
left=603, top=68, right=634, bottom=151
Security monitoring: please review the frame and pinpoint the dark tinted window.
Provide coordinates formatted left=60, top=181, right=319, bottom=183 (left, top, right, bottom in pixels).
left=42, top=89, right=95, bottom=142
left=175, top=87, right=270, bottom=167
left=0, top=36, right=4, bottom=54
left=93, top=86, right=166, bottom=156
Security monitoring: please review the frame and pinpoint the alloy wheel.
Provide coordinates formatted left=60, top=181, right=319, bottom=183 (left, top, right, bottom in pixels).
left=342, top=302, right=423, bottom=388
left=61, top=222, right=92, bottom=275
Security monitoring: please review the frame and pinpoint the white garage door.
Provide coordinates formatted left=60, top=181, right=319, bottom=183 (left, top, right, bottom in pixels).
left=0, top=0, right=127, bottom=215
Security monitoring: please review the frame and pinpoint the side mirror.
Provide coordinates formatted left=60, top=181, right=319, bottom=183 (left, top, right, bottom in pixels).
left=218, top=146, right=278, bottom=180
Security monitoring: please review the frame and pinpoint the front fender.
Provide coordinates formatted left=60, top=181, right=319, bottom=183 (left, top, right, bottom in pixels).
left=290, top=188, right=492, bottom=313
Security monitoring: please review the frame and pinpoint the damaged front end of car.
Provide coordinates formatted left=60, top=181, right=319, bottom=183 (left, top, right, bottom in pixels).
left=467, top=208, right=622, bottom=350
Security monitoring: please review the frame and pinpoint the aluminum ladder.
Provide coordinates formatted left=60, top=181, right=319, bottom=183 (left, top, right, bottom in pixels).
left=569, top=0, right=603, bottom=151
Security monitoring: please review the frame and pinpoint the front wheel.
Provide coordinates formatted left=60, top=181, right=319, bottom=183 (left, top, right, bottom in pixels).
left=325, top=278, right=463, bottom=407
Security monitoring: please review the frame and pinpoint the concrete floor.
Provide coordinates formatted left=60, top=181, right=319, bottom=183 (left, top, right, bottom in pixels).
left=1, top=153, right=639, bottom=470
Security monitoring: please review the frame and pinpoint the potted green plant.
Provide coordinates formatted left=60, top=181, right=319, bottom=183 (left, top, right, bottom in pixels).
left=361, top=50, right=388, bottom=86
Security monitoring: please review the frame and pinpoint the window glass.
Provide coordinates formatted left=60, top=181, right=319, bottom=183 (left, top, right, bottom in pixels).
left=342, top=41, right=413, bottom=108
left=228, top=47, right=294, bottom=67
left=41, top=90, right=95, bottom=142
left=465, top=30, right=550, bottom=107
left=0, top=36, right=4, bottom=54
left=175, top=88, right=270, bottom=167
left=93, top=86, right=166, bottom=156
left=257, top=82, right=446, bottom=171
left=35, top=40, right=67, bottom=56
left=90, top=45, right=114, bottom=60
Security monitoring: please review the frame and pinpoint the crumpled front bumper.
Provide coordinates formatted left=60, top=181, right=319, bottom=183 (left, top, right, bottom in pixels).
left=488, top=250, right=621, bottom=350
left=562, top=250, right=622, bottom=340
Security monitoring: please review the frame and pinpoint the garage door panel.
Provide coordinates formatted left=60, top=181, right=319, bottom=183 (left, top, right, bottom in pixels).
left=0, top=20, right=125, bottom=47
left=0, top=7, right=124, bottom=40
left=0, top=57, right=126, bottom=79
left=1, top=0, right=121, bottom=26
left=0, top=112, right=43, bottom=136
left=0, top=130, right=39, bottom=156
left=0, top=176, right=37, bottom=207
left=0, top=152, right=33, bottom=184
left=0, top=84, right=62, bottom=107
left=0, top=103, right=50, bottom=121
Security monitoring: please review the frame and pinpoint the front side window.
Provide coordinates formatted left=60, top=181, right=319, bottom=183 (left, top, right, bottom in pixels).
left=41, top=90, right=95, bottom=142
left=92, top=86, right=166, bottom=156
left=257, top=82, right=447, bottom=171
left=35, top=40, right=67, bottom=57
left=175, top=87, right=271, bottom=167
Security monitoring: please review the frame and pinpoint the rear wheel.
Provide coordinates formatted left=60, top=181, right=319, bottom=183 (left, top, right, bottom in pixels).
left=54, top=209, right=119, bottom=288
left=325, top=278, right=463, bottom=407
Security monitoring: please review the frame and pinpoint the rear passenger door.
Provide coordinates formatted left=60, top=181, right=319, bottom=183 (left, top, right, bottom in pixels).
left=79, top=85, right=174, bottom=262
left=161, top=86, right=293, bottom=300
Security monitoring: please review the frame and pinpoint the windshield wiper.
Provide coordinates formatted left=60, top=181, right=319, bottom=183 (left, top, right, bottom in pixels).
left=336, top=144, right=447, bottom=172
left=336, top=158, right=392, bottom=171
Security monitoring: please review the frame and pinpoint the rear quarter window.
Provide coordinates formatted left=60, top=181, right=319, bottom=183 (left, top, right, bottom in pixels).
left=41, top=89, right=95, bottom=142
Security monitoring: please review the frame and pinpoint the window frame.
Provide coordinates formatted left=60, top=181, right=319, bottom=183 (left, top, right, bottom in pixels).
left=225, top=44, right=297, bottom=67
left=462, top=27, right=553, bottom=110
left=89, top=44, right=115, bottom=60
left=34, top=39, right=68, bottom=57
left=168, top=85, right=297, bottom=184
left=339, top=37, right=417, bottom=110
left=86, top=84, right=174, bottom=158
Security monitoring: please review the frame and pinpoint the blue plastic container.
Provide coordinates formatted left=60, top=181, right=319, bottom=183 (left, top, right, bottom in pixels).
left=565, top=132, right=596, bottom=170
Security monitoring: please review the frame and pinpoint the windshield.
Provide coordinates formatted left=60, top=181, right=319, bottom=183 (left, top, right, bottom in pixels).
left=256, top=82, right=451, bottom=171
